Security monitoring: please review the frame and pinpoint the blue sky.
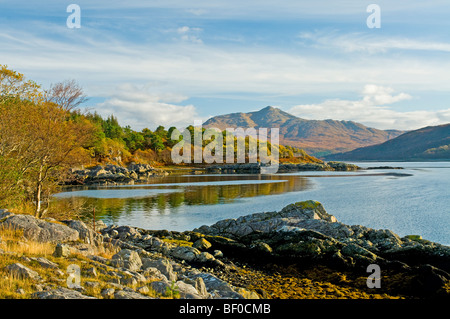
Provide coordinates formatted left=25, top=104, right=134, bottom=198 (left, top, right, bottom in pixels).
left=1, top=1, right=450, bottom=130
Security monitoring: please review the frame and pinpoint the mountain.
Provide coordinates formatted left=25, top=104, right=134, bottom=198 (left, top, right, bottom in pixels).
left=326, top=123, right=450, bottom=161
left=203, top=106, right=403, bottom=156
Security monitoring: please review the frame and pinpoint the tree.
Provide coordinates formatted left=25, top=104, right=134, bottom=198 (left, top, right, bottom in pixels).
left=46, top=79, right=88, bottom=111
left=0, top=66, right=95, bottom=217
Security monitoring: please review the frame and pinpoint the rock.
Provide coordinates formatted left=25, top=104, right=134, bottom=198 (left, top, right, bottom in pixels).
left=190, top=272, right=243, bottom=299
left=31, top=257, right=59, bottom=269
left=101, top=288, right=115, bottom=298
left=175, top=281, right=203, bottom=299
left=194, top=200, right=338, bottom=239
left=150, top=280, right=171, bottom=295
left=0, top=209, right=14, bottom=220
left=142, top=258, right=177, bottom=282
left=5, top=263, right=41, bottom=281
left=194, top=277, right=209, bottom=298
left=86, top=267, right=98, bottom=277
left=142, top=267, right=168, bottom=282
left=412, top=264, right=450, bottom=295
left=193, top=238, right=212, bottom=250
left=250, top=242, right=273, bottom=254
left=137, top=286, right=150, bottom=294
left=111, top=249, right=142, bottom=271
left=196, top=252, right=216, bottom=264
left=32, top=287, right=97, bottom=299
left=120, top=277, right=138, bottom=286
left=1, top=214, right=79, bottom=243
left=170, top=246, right=201, bottom=262
left=53, top=243, right=71, bottom=257
left=64, top=220, right=103, bottom=246
left=213, top=250, right=223, bottom=258
left=114, top=290, right=152, bottom=299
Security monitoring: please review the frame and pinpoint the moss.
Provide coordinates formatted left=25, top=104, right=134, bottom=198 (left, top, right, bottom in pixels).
left=161, top=238, right=193, bottom=247
left=294, top=200, right=321, bottom=210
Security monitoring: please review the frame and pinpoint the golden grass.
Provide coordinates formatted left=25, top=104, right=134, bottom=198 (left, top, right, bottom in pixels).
left=0, top=223, right=167, bottom=299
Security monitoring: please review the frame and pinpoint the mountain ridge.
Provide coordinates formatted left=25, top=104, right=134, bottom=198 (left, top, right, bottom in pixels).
left=203, top=106, right=404, bottom=156
left=326, top=123, right=450, bottom=161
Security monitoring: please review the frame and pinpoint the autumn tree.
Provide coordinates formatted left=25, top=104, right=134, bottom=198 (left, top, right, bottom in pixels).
left=0, top=66, right=94, bottom=217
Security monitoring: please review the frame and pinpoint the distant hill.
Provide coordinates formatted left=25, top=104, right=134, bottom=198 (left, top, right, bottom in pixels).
left=327, top=123, right=450, bottom=161
left=203, top=106, right=403, bottom=156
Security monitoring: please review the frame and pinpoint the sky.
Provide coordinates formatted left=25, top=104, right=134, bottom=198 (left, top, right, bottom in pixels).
left=1, top=1, right=450, bottom=131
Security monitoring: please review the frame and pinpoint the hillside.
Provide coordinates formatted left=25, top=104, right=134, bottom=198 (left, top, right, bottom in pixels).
left=327, top=123, right=450, bottom=161
left=203, top=106, right=403, bottom=156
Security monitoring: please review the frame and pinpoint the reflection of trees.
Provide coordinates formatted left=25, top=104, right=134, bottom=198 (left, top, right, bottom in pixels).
left=55, top=175, right=311, bottom=223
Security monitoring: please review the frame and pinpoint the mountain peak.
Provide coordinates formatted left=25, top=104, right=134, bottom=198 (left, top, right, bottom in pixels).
left=260, top=106, right=278, bottom=112
left=203, top=107, right=404, bottom=156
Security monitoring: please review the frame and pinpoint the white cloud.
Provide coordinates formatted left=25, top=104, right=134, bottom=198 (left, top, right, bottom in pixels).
left=176, top=26, right=203, bottom=44
left=93, top=84, right=199, bottom=130
left=298, top=31, right=450, bottom=54
left=288, top=85, right=450, bottom=130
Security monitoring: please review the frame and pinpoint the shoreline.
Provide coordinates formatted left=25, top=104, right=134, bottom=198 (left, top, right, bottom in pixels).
left=1, top=201, right=449, bottom=300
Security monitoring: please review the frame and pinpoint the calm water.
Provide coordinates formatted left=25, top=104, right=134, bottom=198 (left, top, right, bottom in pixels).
left=54, top=162, right=450, bottom=246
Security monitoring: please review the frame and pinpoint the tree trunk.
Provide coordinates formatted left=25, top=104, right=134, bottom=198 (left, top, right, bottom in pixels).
left=34, top=165, right=43, bottom=218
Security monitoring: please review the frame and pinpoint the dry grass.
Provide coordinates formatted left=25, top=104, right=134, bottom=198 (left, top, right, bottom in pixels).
left=0, top=223, right=165, bottom=299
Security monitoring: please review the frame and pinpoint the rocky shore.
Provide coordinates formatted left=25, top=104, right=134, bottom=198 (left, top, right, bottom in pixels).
left=205, top=162, right=360, bottom=174
left=65, top=163, right=169, bottom=186
left=1, top=201, right=449, bottom=299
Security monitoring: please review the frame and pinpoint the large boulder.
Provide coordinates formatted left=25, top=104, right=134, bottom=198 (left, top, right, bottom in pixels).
left=1, top=214, right=79, bottom=243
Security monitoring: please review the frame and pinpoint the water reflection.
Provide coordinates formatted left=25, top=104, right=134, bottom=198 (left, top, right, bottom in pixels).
left=54, top=174, right=312, bottom=224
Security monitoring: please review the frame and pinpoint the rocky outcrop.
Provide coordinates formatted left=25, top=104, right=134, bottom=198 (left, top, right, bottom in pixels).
left=66, top=163, right=168, bottom=186
left=193, top=200, right=450, bottom=297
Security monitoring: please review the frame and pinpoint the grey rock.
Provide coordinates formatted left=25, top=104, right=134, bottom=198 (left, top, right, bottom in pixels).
left=114, top=290, right=152, bottom=299
left=170, top=246, right=201, bottom=262
left=111, top=249, right=142, bottom=271
left=150, top=280, right=171, bottom=295
left=1, top=214, right=79, bottom=243
left=175, top=280, right=202, bottom=299
left=142, top=258, right=177, bottom=282
left=196, top=252, right=216, bottom=264
left=195, top=200, right=337, bottom=239
left=32, top=287, right=96, bottom=299
left=5, top=263, right=41, bottom=281
left=64, top=220, right=103, bottom=246
left=142, top=267, right=168, bottom=282
left=31, top=257, right=59, bottom=269
left=53, top=243, right=71, bottom=257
